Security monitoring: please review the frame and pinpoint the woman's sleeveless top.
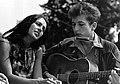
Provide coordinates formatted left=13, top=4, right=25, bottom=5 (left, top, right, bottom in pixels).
left=9, top=43, right=36, bottom=78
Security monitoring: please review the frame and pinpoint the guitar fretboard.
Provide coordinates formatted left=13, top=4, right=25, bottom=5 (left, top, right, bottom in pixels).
left=58, top=70, right=120, bottom=81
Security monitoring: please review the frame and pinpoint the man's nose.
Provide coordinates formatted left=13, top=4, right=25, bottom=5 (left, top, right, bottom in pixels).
left=74, top=26, right=79, bottom=31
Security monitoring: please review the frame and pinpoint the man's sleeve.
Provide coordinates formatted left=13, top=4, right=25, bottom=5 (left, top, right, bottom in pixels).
left=112, top=43, right=120, bottom=69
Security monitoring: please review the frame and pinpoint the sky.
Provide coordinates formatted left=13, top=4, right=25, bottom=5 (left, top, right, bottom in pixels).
left=0, top=0, right=48, bottom=33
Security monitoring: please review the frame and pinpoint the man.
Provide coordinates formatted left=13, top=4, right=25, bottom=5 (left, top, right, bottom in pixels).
left=105, top=23, right=120, bottom=43
left=42, top=2, right=120, bottom=84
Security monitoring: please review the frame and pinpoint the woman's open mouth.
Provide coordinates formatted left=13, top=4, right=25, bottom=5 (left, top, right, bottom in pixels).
left=34, top=31, right=40, bottom=37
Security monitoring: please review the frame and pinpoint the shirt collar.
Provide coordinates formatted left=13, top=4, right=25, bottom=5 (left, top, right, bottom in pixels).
left=93, top=32, right=103, bottom=48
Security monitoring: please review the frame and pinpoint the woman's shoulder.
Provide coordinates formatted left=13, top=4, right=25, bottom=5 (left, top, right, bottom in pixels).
left=0, top=35, right=10, bottom=49
left=0, top=38, right=9, bottom=43
left=0, top=33, right=9, bottom=44
left=0, top=34, right=10, bottom=59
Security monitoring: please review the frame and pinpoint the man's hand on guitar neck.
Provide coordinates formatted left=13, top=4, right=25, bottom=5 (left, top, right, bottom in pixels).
left=108, top=70, right=120, bottom=84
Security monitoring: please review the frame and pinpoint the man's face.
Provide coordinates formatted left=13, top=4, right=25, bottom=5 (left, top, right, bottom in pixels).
left=72, top=15, right=95, bottom=39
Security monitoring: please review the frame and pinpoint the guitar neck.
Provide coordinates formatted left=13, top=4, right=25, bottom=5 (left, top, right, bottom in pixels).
left=58, top=70, right=120, bottom=81
left=79, top=70, right=111, bottom=80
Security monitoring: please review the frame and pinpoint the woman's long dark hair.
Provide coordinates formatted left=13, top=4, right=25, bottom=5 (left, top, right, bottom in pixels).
left=2, top=13, right=49, bottom=50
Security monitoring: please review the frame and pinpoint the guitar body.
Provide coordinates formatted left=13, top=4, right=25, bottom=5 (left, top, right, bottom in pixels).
left=46, top=53, right=98, bottom=84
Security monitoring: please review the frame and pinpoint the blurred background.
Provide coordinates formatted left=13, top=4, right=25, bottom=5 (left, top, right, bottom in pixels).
left=1, top=0, right=120, bottom=50
left=0, top=0, right=48, bottom=33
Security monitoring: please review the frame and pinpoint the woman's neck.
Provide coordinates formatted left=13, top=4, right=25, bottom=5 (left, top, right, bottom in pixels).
left=23, top=35, right=34, bottom=48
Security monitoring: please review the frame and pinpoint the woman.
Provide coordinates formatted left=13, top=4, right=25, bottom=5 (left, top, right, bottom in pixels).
left=0, top=13, right=60, bottom=84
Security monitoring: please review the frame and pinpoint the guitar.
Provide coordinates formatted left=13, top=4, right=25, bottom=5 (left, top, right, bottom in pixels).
left=46, top=53, right=120, bottom=84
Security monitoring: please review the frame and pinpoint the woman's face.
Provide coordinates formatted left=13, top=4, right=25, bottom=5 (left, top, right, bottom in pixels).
left=28, top=17, right=47, bottom=40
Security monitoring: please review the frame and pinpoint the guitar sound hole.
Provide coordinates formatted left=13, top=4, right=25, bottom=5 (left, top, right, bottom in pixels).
left=68, top=70, right=79, bottom=84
